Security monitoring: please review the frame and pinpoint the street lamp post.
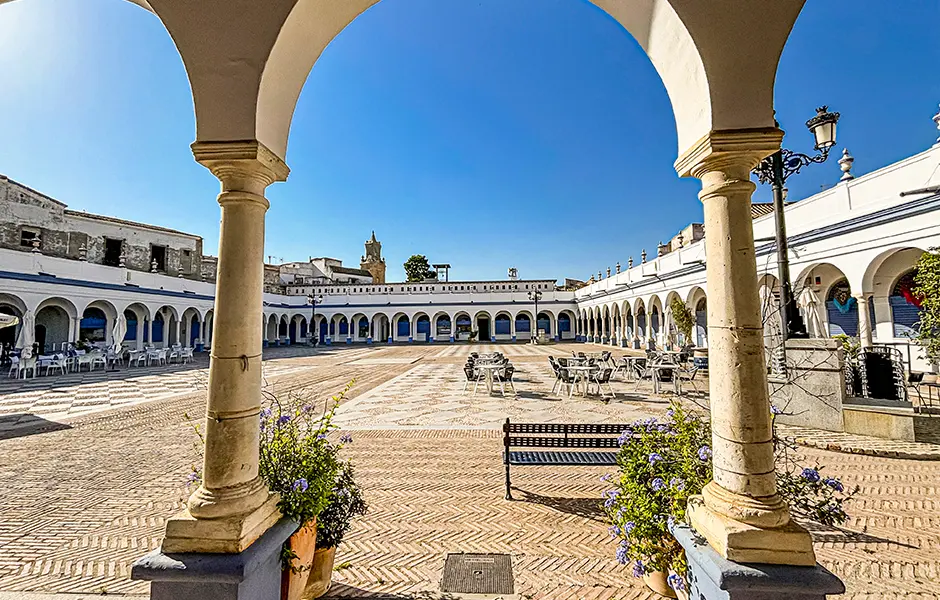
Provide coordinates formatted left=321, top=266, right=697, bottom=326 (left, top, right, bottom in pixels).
left=307, top=293, right=323, bottom=346
left=753, top=106, right=840, bottom=367
left=527, top=290, right=542, bottom=344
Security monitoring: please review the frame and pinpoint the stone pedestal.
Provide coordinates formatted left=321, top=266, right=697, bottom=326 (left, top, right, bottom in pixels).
left=672, top=524, right=844, bottom=600
left=133, top=520, right=297, bottom=600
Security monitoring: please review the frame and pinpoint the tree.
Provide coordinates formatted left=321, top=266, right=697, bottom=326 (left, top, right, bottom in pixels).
left=914, top=248, right=940, bottom=365
left=403, top=254, right=435, bottom=282
left=670, top=296, right=695, bottom=345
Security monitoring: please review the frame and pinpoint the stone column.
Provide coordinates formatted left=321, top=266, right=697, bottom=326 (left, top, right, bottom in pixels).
left=856, top=294, right=873, bottom=349
left=161, top=141, right=289, bottom=554
left=136, top=318, right=144, bottom=350
left=676, top=129, right=815, bottom=566
left=147, top=318, right=154, bottom=347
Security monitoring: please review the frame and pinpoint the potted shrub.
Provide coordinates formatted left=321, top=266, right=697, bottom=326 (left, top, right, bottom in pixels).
left=186, top=384, right=354, bottom=600
left=604, top=402, right=857, bottom=597
left=307, top=462, right=368, bottom=598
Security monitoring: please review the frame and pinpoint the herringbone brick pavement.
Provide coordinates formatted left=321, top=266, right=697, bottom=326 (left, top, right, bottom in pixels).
left=0, top=344, right=937, bottom=599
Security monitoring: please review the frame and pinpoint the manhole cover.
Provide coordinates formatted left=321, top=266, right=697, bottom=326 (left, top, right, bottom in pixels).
left=441, top=553, right=514, bottom=595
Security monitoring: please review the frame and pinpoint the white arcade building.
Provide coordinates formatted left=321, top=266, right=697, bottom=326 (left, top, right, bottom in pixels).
left=1, top=137, right=938, bottom=372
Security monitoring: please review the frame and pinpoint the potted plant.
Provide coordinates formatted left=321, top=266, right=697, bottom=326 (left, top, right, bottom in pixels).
left=306, top=462, right=368, bottom=598
left=186, top=384, right=354, bottom=600
left=604, top=402, right=857, bottom=597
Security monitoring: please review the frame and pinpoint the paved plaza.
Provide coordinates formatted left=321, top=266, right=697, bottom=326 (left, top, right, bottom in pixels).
left=0, top=343, right=938, bottom=598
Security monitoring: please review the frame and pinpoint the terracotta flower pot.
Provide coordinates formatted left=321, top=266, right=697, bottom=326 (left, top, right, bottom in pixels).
left=643, top=570, right=677, bottom=598
left=304, top=546, right=336, bottom=599
left=280, top=520, right=317, bottom=600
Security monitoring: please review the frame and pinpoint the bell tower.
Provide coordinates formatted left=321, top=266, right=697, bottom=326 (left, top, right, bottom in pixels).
left=360, top=231, right=386, bottom=284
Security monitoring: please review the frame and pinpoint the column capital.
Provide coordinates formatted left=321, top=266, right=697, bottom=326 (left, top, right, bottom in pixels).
left=192, top=140, right=290, bottom=191
left=674, top=127, right=784, bottom=178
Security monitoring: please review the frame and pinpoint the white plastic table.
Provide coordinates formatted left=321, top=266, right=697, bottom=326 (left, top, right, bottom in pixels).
left=566, top=365, right=598, bottom=398
left=472, top=363, right=505, bottom=397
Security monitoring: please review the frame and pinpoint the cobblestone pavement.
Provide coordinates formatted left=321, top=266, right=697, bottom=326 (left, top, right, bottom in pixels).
left=0, top=343, right=937, bottom=598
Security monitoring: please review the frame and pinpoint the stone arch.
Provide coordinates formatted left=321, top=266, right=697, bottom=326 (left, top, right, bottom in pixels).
left=863, top=247, right=928, bottom=343
left=633, top=298, right=647, bottom=342
left=663, top=290, right=683, bottom=348
left=557, top=309, right=576, bottom=341
left=412, top=311, right=431, bottom=342
left=432, top=311, right=452, bottom=340
left=493, top=310, right=513, bottom=341
left=254, top=0, right=801, bottom=161
left=265, top=314, right=279, bottom=342
left=35, top=297, right=79, bottom=353
left=350, top=312, right=369, bottom=342
left=514, top=310, right=534, bottom=342
left=181, top=307, right=203, bottom=347
left=620, top=300, right=634, bottom=345
left=473, top=310, right=493, bottom=342
left=648, top=295, right=663, bottom=347
left=536, top=309, right=555, bottom=338
left=391, top=311, right=409, bottom=342
left=0, top=293, right=26, bottom=351
left=81, top=300, right=119, bottom=346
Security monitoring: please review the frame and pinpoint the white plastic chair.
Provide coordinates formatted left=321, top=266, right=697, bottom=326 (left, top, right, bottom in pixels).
left=18, top=355, right=37, bottom=379
left=90, top=352, right=107, bottom=371
left=44, top=354, right=68, bottom=376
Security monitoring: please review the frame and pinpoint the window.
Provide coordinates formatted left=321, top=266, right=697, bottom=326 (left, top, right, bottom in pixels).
left=20, top=227, right=40, bottom=248
left=150, top=245, right=167, bottom=272
left=103, top=238, right=123, bottom=267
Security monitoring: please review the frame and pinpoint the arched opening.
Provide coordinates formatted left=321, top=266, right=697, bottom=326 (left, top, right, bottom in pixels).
left=454, top=313, right=472, bottom=342
left=494, top=313, right=512, bottom=340
left=35, top=304, right=70, bottom=354
left=890, top=271, right=922, bottom=339
left=435, top=314, right=451, bottom=339
left=337, top=316, right=349, bottom=339
left=514, top=312, right=532, bottom=341
left=355, top=315, right=370, bottom=341
left=474, top=312, right=492, bottom=342
left=536, top=311, right=552, bottom=336
left=826, top=279, right=858, bottom=337
left=695, top=297, right=708, bottom=348
left=414, top=313, right=431, bottom=342
left=558, top=311, right=573, bottom=340
left=0, top=297, right=25, bottom=352
left=80, top=307, right=108, bottom=346
left=395, top=314, right=410, bottom=341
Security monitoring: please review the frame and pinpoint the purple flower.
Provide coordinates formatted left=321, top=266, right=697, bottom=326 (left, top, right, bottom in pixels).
left=291, top=478, right=308, bottom=492
left=823, top=477, right=843, bottom=492
left=648, top=452, right=663, bottom=466
left=623, top=521, right=636, bottom=534
left=651, top=478, right=666, bottom=491
left=339, top=433, right=353, bottom=444
left=260, top=407, right=272, bottom=419
left=670, top=477, right=685, bottom=491
left=600, top=473, right=611, bottom=483
left=301, top=404, right=315, bottom=414
left=667, top=515, right=677, bottom=530
left=618, top=429, right=632, bottom=446
left=667, top=573, right=685, bottom=592
left=186, top=471, right=199, bottom=486
left=801, top=468, right=820, bottom=483
left=697, top=445, right=712, bottom=461
left=317, top=433, right=328, bottom=440
left=608, top=525, right=621, bottom=539
left=666, top=408, right=675, bottom=419
left=603, top=489, right=618, bottom=508
left=770, top=404, right=783, bottom=415
left=277, top=414, right=291, bottom=426
left=632, top=560, right=646, bottom=578
left=615, top=540, right=629, bottom=564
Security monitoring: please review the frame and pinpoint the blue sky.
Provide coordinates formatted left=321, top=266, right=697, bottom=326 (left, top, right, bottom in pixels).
left=0, top=0, right=937, bottom=283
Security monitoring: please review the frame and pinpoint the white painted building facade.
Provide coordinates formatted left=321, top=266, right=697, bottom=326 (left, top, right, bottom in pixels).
left=1, top=143, right=938, bottom=367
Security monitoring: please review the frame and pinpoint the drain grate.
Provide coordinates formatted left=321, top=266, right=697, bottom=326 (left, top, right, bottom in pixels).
left=441, top=553, right=514, bottom=595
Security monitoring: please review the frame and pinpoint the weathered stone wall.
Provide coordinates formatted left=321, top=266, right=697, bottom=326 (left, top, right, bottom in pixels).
left=264, top=264, right=284, bottom=294
left=769, top=338, right=846, bottom=432
left=201, top=255, right=218, bottom=283
left=0, top=175, right=207, bottom=280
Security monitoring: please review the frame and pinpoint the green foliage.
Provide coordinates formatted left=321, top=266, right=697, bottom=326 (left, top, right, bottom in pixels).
left=914, top=248, right=940, bottom=364
left=187, top=383, right=357, bottom=529
left=258, top=384, right=355, bottom=527
left=403, top=254, right=435, bottom=282
left=603, top=403, right=710, bottom=580
left=833, top=333, right=860, bottom=362
left=670, top=297, right=695, bottom=344
left=605, top=402, right=857, bottom=592
left=315, top=462, right=368, bottom=549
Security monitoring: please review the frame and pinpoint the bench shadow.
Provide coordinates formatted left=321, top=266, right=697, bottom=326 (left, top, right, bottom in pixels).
left=0, top=414, right=72, bottom=441
left=514, top=488, right=607, bottom=523
left=801, top=520, right=920, bottom=549
left=322, top=583, right=462, bottom=599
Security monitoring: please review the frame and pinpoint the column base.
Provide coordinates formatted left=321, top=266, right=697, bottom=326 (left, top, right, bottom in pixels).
left=449, top=336, right=455, bottom=343
left=672, top=523, right=844, bottom=600
left=366, top=337, right=373, bottom=344
left=161, top=494, right=281, bottom=554
left=133, top=519, right=297, bottom=600
left=490, top=336, right=496, bottom=343
left=686, top=496, right=816, bottom=566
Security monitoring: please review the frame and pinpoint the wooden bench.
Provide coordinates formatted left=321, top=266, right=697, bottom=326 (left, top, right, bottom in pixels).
left=502, top=419, right=628, bottom=500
